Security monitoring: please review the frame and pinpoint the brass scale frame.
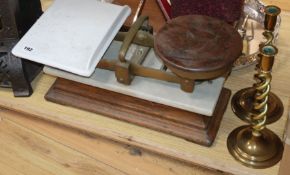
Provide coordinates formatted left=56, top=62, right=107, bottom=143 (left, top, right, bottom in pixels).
left=97, top=16, right=207, bottom=93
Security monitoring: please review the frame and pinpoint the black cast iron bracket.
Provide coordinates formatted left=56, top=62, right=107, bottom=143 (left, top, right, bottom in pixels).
left=0, top=49, right=42, bottom=97
left=0, top=0, right=43, bottom=97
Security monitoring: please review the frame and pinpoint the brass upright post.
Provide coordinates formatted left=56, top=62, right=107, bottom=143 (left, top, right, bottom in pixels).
left=227, top=5, right=284, bottom=168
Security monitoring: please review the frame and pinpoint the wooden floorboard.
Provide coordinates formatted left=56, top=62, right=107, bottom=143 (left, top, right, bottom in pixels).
left=0, top=118, right=125, bottom=175
left=1, top=109, right=223, bottom=175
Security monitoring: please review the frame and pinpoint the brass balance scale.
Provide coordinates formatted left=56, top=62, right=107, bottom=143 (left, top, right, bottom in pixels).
left=45, top=3, right=286, bottom=168
left=0, top=0, right=285, bottom=168
left=44, top=13, right=242, bottom=147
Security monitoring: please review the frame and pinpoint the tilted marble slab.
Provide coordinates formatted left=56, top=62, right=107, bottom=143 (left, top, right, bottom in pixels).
left=12, top=0, right=130, bottom=76
left=44, top=41, right=225, bottom=116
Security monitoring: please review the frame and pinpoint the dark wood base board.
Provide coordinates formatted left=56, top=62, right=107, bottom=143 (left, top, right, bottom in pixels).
left=45, top=78, right=231, bottom=146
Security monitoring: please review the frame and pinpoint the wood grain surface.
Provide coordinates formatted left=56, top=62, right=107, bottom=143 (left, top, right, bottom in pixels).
left=0, top=0, right=289, bottom=175
left=0, top=109, right=224, bottom=175
left=1, top=72, right=286, bottom=175
left=45, top=78, right=230, bottom=146
left=154, top=15, right=242, bottom=74
left=0, top=115, right=123, bottom=175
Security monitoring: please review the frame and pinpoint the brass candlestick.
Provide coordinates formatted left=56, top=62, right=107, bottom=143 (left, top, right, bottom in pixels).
left=231, top=5, right=283, bottom=124
left=228, top=44, right=284, bottom=168
left=227, top=5, right=284, bottom=168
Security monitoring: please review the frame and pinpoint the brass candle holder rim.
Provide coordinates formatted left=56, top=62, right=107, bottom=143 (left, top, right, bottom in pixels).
left=260, top=45, right=278, bottom=56
left=265, top=5, right=281, bottom=16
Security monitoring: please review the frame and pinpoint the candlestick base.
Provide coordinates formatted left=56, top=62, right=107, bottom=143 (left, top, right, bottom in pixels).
left=231, top=87, right=283, bottom=124
left=227, top=125, right=284, bottom=169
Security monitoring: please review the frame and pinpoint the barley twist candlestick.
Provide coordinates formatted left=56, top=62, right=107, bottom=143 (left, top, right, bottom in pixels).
left=227, top=44, right=284, bottom=168
left=227, top=5, right=284, bottom=168
left=231, top=5, right=283, bottom=124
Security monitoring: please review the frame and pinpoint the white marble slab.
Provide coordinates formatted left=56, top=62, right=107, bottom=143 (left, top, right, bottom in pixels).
left=44, top=41, right=225, bottom=116
left=12, top=0, right=131, bottom=76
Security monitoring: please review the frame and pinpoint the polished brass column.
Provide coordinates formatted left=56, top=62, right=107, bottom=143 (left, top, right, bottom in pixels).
left=227, top=5, right=284, bottom=168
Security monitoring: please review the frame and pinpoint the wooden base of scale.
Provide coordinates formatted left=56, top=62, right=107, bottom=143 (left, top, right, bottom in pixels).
left=45, top=78, right=231, bottom=146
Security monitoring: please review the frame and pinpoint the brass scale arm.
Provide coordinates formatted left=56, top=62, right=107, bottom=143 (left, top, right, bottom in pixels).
left=96, top=16, right=185, bottom=85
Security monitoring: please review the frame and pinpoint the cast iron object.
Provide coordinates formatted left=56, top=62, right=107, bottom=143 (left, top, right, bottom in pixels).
left=0, top=0, right=42, bottom=39
left=0, top=0, right=43, bottom=97
left=0, top=49, right=42, bottom=97
left=0, top=53, right=11, bottom=87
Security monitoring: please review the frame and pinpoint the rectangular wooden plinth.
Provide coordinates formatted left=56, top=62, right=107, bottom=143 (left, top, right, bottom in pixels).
left=45, top=78, right=231, bottom=146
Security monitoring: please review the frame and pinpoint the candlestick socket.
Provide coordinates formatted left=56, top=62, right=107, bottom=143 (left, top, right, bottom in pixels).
left=264, top=5, right=281, bottom=31
left=258, top=45, right=277, bottom=71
